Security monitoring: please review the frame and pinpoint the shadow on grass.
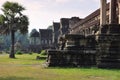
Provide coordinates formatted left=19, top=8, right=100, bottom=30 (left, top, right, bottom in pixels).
left=39, top=56, right=47, bottom=60
left=0, top=76, right=34, bottom=80
left=46, top=66, right=93, bottom=69
left=46, top=66, right=120, bottom=71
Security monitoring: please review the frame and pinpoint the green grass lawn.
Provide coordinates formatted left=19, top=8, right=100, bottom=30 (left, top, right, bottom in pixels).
left=0, top=53, right=120, bottom=80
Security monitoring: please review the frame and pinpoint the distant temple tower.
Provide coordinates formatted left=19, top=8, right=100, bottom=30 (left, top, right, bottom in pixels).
left=29, top=29, right=41, bottom=52
left=39, top=29, right=53, bottom=49
left=52, top=22, right=60, bottom=49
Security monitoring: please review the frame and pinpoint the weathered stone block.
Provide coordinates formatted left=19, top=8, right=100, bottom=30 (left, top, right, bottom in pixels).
left=97, top=24, right=120, bottom=68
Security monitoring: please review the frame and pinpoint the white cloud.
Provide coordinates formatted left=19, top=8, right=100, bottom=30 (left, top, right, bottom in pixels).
left=55, top=0, right=70, bottom=3
left=0, top=0, right=24, bottom=5
left=0, top=0, right=101, bottom=32
left=93, top=0, right=99, bottom=2
left=54, top=0, right=87, bottom=3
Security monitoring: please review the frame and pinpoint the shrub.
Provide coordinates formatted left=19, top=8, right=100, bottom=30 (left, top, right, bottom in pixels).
left=38, top=51, right=41, bottom=54
left=40, top=50, right=47, bottom=55
left=0, top=51, right=2, bottom=54
left=16, top=51, right=23, bottom=55
left=29, top=52, right=33, bottom=55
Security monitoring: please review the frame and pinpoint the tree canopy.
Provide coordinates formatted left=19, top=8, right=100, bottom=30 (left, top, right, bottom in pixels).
left=0, top=1, right=29, bottom=34
left=0, top=1, right=29, bottom=58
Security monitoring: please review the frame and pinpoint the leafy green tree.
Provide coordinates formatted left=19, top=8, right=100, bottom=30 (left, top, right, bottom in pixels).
left=0, top=1, right=29, bottom=58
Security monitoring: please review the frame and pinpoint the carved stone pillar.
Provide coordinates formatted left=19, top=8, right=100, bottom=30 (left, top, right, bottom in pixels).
left=118, top=0, right=120, bottom=24
left=109, top=0, right=117, bottom=24
left=100, top=0, right=107, bottom=25
left=97, top=0, right=120, bottom=69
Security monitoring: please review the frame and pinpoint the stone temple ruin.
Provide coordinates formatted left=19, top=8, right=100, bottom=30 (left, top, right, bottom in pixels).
left=46, top=34, right=96, bottom=67
left=97, top=0, right=120, bottom=68
left=45, top=0, right=120, bottom=68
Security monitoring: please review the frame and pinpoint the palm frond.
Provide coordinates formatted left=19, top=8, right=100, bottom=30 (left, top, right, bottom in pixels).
left=0, top=1, right=29, bottom=35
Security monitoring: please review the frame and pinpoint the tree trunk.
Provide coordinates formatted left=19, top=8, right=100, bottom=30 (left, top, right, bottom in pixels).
left=9, top=30, right=15, bottom=58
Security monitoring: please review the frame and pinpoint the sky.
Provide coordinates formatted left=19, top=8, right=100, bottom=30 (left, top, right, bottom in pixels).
left=0, top=0, right=109, bottom=32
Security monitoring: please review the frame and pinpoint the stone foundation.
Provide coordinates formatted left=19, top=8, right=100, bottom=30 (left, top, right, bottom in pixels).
left=46, top=50, right=96, bottom=67
left=45, top=34, right=96, bottom=67
left=97, top=24, right=120, bottom=68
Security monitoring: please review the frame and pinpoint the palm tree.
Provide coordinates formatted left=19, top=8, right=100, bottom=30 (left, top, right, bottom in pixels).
left=0, top=1, right=29, bottom=58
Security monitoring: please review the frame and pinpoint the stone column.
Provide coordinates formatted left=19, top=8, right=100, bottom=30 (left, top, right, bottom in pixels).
left=118, top=0, right=120, bottom=24
left=100, top=0, right=107, bottom=25
left=109, top=0, right=117, bottom=24
left=97, top=0, right=120, bottom=69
